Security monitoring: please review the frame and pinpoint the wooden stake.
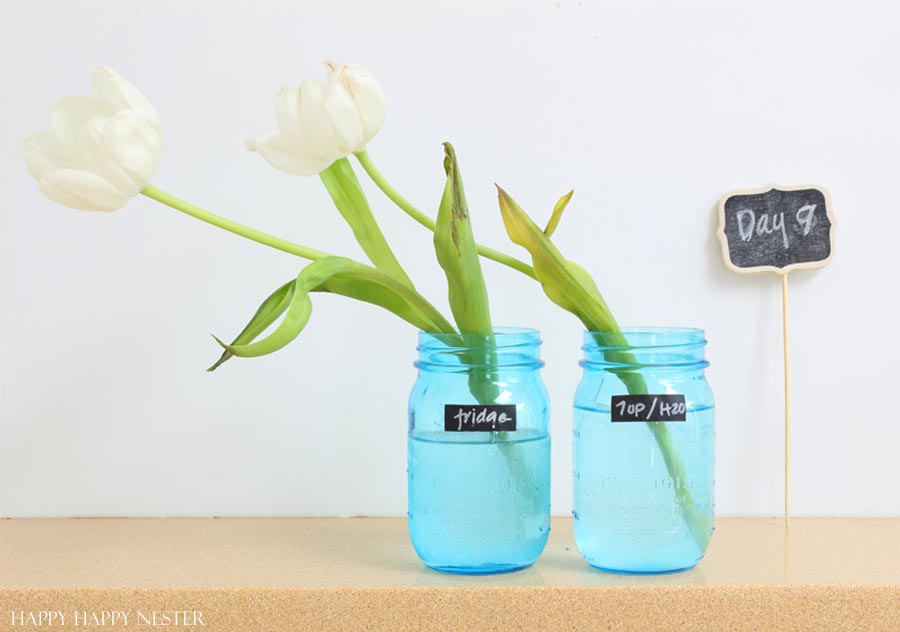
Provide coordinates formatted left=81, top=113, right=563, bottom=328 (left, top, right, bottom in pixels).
left=781, top=273, right=791, bottom=528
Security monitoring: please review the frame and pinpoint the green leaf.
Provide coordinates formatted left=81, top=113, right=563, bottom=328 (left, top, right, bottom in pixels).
left=215, top=264, right=322, bottom=358
left=319, top=158, right=413, bottom=287
left=496, top=185, right=619, bottom=333
left=314, top=272, right=453, bottom=333
left=212, top=257, right=456, bottom=363
left=434, top=142, right=492, bottom=335
left=207, top=280, right=293, bottom=371
left=496, top=187, right=712, bottom=551
left=543, top=189, right=574, bottom=237
left=434, top=143, right=498, bottom=406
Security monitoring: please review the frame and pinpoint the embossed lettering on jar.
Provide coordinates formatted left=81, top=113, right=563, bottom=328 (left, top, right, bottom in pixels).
left=408, top=328, right=551, bottom=574
left=573, top=328, right=715, bottom=573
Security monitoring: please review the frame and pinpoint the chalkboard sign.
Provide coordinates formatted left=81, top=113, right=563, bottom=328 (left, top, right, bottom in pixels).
left=611, top=395, right=686, bottom=422
left=444, top=404, right=517, bottom=432
left=717, top=185, right=835, bottom=274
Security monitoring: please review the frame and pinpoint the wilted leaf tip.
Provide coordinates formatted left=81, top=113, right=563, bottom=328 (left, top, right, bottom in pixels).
left=544, top=189, right=575, bottom=237
left=207, top=336, right=233, bottom=372
left=442, top=141, right=456, bottom=174
left=442, top=142, right=468, bottom=224
left=495, top=184, right=516, bottom=209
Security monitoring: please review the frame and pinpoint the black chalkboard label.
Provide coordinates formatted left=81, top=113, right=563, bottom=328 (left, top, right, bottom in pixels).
left=444, top=404, right=517, bottom=432
left=611, top=395, right=686, bottom=422
left=717, top=185, right=835, bottom=274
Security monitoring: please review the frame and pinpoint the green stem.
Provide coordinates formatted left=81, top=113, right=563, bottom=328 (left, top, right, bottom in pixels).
left=319, top=159, right=414, bottom=287
left=603, top=341, right=713, bottom=552
left=353, top=151, right=538, bottom=280
left=142, top=184, right=458, bottom=363
left=140, top=185, right=329, bottom=261
left=458, top=338, right=541, bottom=508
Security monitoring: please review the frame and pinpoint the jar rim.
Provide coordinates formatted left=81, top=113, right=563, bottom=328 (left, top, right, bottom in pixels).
left=584, top=326, right=706, bottom=350
left=418, top=327, right=541, bottom=350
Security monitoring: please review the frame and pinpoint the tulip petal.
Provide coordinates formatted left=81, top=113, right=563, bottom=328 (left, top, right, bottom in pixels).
left=251, top=62, right=384, bottom=176
left=296, top=79, right=340, bottom=160
left=79, top=117, right=140, bottom=195
left=322, top=69, right=365, bottom=155
left=98, top=110, right=162, bottom=188
left=249, top=130, right=334, bottom=176
left=91, top=66, right=161, bottom=129
left=51, top=96, right=116, bottom=164
left=275, top=80, right=339, bottom=162
left=26, top=68, right=161, bottom=211
left=38, top=169, right=131, bottom=211
left=274, top=85, right=305, bottom=141
left=335, top=62, right=386, bottom=142
left=23, top=132, right=69, bottom=181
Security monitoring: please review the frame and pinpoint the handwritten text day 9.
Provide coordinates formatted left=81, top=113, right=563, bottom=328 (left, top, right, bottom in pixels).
left=735, top=203, right=818, bottom=250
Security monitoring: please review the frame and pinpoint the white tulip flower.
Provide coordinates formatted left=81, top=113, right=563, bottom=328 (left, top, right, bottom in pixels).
left=24, top=66, right=163, bottom=212
left=247, top=61, right=386, bottom=176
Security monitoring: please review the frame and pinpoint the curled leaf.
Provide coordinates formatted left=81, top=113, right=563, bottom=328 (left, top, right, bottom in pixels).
left=211, top=257, right=454, bottom=364
left=217, top=263, right=324, bottom=358
left=208, top=280, right=293, bottom=371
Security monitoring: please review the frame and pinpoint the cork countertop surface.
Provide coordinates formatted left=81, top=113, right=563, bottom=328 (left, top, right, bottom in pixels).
left=2, top=517, right=899, bottom=631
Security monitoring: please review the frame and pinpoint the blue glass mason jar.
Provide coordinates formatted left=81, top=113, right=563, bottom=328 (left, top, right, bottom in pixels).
left=408, top=328, right=551, bottom=574
left=573, top=328, right=715, bottom=573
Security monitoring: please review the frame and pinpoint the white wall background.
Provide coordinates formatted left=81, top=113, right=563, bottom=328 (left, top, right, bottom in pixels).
left=2, top=0, right=898, bottom=518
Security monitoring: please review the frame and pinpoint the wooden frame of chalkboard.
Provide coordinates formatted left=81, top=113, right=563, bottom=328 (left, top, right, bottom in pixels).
left=716, top=183, right=836, bottom=276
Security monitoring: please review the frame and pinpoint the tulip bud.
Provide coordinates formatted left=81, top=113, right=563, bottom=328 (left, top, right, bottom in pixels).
left=248, top=61, right=386, bottom=176
left=23, top=67, right=163, bottom=212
